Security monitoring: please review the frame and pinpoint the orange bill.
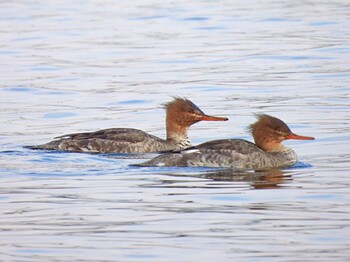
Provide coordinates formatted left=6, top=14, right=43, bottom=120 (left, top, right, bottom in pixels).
left=198, top=115, right=229, bottom=121
left=285, top=133, right=315, bottom=140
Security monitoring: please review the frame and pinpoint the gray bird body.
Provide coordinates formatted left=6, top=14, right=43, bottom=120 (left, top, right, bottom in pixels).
left=135, top=139, right=298, bottom=169
left=25, top=97, right=228, bottom=153
left=26, top=128, right=190, bottom=153
left=135, top=114, right=314, bottom=169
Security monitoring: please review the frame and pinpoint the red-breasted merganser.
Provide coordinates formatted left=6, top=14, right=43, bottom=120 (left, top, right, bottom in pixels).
left=135, top=114, right=315, bottom=169
left=25, top=97, right=228, bottom=153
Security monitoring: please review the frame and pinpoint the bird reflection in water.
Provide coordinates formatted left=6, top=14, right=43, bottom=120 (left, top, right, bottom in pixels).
left=201, top=168, right=292, bottom=189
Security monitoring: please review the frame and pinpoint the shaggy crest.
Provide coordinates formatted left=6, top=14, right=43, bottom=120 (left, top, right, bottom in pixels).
left=247, top=113, right=291, bottom=135
left=162, top=97, right=204, bottom=115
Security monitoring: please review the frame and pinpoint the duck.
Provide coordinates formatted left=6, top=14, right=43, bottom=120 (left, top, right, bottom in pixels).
left=134, top=114, right=314, bottom=169
left=25, top=97, right=228, bottom=153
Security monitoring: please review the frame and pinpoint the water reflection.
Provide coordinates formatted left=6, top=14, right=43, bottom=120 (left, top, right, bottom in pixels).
left=200, top=168, right=291, bottom=189
left=148, top=167, right=293, bottom=190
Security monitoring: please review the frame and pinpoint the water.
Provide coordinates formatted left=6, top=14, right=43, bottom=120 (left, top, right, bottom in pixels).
left=1, top=0, right=350, bottom=261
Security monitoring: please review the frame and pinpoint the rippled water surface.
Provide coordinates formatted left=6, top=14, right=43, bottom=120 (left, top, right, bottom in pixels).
left=1, top=1, right=350, bottom=261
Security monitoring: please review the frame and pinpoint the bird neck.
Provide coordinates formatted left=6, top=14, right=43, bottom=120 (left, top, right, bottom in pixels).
left=255, top=138, right=287, bottom=152
left=165, top=120, right=191, bottom=146
left=166, top=121, right=189, bottom=139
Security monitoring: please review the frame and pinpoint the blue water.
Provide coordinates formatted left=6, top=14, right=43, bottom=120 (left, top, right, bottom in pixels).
left=1, top=0, right=350, bottom=261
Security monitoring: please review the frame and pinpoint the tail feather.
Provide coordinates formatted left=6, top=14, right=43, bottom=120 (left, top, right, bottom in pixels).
left=24, top=140, right=61, bottom=150
left=131, top=152, right=183, bottom=167
left=24, top=145, right=52, bottom=150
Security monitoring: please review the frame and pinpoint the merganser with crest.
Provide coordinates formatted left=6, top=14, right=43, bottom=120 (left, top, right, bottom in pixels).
left=25, top=97, right=228, bottom=153
left=134, top=114, right=314, bottom=169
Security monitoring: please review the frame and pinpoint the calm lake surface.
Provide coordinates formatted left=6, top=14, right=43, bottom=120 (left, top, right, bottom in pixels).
left=1, top=0, right=350, bottom=261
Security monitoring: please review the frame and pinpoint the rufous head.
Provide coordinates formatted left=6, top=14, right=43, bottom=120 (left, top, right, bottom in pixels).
left=248, top=114, right=314, bottom=152
left=163, top=97, right=228, bottom=128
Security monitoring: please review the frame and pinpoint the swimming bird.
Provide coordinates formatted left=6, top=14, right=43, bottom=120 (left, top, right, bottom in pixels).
left=134, top=114, right=314, bottom=169
left=25, top=97, right=228, bottom=153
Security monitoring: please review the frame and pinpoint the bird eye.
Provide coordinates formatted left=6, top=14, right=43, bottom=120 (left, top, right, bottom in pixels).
left=275, top=130, right=285, bottom=136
